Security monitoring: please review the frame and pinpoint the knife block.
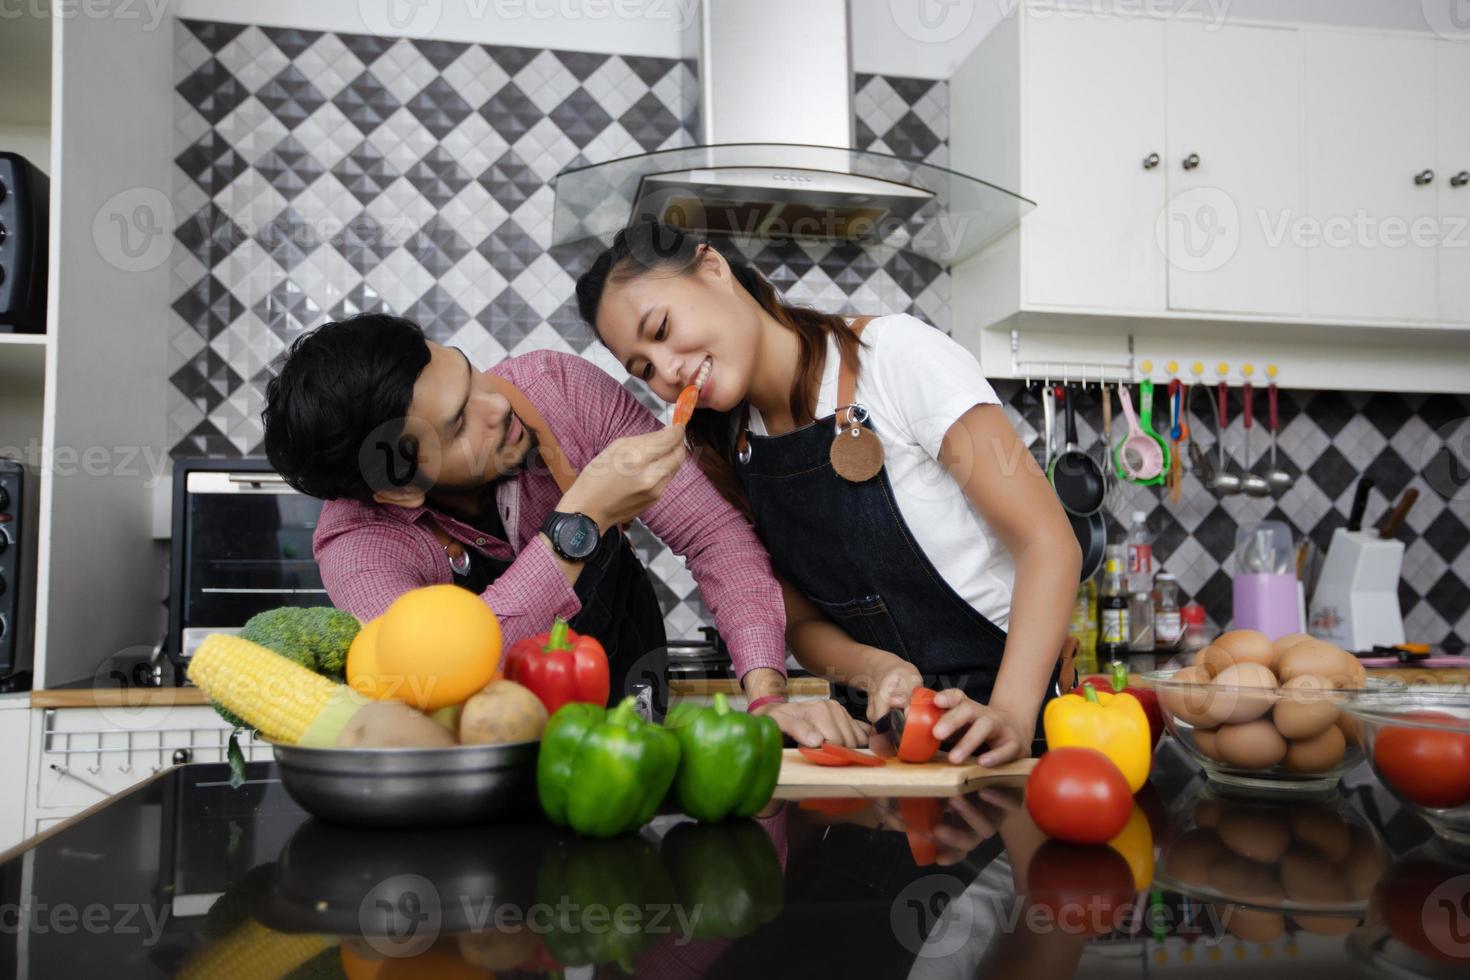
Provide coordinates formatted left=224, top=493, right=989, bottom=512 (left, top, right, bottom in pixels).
left=1308, top=529, right=1404, bottom=652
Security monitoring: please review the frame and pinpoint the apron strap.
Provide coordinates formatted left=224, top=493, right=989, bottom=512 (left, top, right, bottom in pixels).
left=834, top=315, right=875, bottom=430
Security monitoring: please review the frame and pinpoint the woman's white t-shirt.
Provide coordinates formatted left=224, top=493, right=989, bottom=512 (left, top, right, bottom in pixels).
left=747, top=313, right=1016, bottom=630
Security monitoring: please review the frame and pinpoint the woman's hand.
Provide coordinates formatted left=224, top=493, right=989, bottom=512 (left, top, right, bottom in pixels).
left=858, top=648, right=923, bottom=725
left=752, top=699, right=870, bottom=748
left=930, top=689, right=1035, bottom=767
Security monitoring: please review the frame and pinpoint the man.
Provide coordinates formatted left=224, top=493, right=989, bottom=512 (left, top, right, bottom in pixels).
left=262, top=313, right=853, bottom=744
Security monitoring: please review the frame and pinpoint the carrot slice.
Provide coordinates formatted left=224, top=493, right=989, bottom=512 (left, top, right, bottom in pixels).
left=820, top=743, right=885, bottom=767
left=672, top=384, right=699, bottom=425
left=798, top=745, right=851, bottom=766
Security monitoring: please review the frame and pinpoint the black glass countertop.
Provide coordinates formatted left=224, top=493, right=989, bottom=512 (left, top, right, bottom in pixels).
left=2, top=744, right=1466, bottom=978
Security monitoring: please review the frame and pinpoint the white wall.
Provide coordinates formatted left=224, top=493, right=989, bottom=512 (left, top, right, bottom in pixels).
left=849, top=0, right=1462, bottom=79
left=176, top=0, right=695, bottom=57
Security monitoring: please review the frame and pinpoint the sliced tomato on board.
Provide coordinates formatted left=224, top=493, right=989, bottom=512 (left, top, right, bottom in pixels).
left=798, top=745, right=851, bottom=766
left=819, top=743, right=885, bottom=767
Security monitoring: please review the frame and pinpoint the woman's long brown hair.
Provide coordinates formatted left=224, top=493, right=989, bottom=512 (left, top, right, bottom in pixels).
left=576, top=220, right=863, bottom=517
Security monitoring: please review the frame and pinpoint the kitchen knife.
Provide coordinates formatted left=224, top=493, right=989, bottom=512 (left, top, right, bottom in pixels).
left=1347, top=478, right=1373, bottom=532
left=1378, top=488, right=1419, bottom=539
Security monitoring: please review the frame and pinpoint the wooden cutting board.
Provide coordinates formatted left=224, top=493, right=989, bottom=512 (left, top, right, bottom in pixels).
left=772, top=748, right=1035, bottom=799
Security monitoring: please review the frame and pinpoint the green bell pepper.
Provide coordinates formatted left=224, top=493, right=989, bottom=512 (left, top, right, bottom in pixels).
left=662, top=819, right=784, bottom=940
left=538, top=697, right=680, bottom=837
left=665, top=692, right=782, bottom=822
left=537, top=833, right=677, bottom=971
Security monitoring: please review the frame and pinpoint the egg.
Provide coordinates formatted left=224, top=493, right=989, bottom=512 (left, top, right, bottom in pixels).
left=1280, top=847, right=1351, bottom=904
left=1218, top=808, right=1291, bottom=864
left=1165, top=829, right=1226, bottom=887
left=1194, top=798, right=1225, bottom=829
left=1283, top=724, right=1347, bottom=772
left=1342, top=827, right=1388, bottom=898
left=1203, top=662, right=1280, bottom=726
left=1225, top=908, right=1286, bottom=942
left=1209, top=855, right=1285, bottom=904
left=1204, top=629, right=1276, bottom=675
left=1337, top=710, right=1361, bottom=747
left=1277, top=640, right=1367, bottom=689
left=1273, top=631, right=1315, bottom=656
left=1161, top=665, right=1219, bottom=728
left=1288, top=807, right=1352, bottom=863
left=1291, top=914, right=1357, bottom=936
left=1192, top=725, right=1224, bottom=761
left=1216, top=719, right=1288, bottom=770
left=1273, top=674, right=1341, bottom=739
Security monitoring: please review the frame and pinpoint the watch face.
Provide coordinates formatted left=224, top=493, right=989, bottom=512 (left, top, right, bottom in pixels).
left=558, top=515, right=599, bottom=559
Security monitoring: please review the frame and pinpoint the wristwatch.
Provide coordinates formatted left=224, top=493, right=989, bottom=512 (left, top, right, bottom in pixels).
left=540, top=510, right=601, bottom=562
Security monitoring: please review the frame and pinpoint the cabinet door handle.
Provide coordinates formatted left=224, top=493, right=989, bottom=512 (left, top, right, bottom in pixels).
left=1142, top=152, right=1160, bottom=170
left=1451, top=171, right=1470, bottom=188
left=1182, top=153, right=1200, bottom=170
left=1414, top=169, right=1435, bottom=186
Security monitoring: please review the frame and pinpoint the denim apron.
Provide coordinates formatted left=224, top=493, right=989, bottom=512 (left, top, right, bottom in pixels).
left=735, top=319, right=1060, bottom=751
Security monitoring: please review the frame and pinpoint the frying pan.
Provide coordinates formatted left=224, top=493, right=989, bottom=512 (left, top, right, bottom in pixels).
left=1048, top=384, right=1105, bottom=515
left=1070, top=510, right=1107, bottom=581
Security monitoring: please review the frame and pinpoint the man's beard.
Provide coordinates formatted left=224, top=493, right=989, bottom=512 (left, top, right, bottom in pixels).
left=432, top=431, right=540, bottom=495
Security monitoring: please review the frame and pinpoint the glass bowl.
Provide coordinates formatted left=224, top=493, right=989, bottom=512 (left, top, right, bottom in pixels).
left=1138, top=668, right=1401, bottom=799
left=1344, top=690, right=1470, bottom=849
left=1156, top=785, right=1386, bottom=941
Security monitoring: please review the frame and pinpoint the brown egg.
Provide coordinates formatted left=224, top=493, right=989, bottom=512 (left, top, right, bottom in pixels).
left=1218, top=807, right=1291, bottom=864
left=1336, top=710, right=1361, bottom=747
left=1209, top=855, right=1285, bottom=904
left=1277, top=640, right=1367, bottom=689
left=1280, top=846, right=1351, bottom=904
left=1194, top=798, right=1225, bottom=829
left=1165, top=829, right=1226, bottom=887
left=1226, top=908, right=1286, bottom=942
left=1283, top=724, right=1347, bottom=773
left=1342, top=827, right=1388, bottom=899
left=1288, top=807, right=1352, bottom=863
left=1216, top=719, right=1288, bottom=770
left=1206, top=629, right=1277, bottom=674
left=1192, top=725, right=1224, bottom=761
left=1291, top=914, right=1358, bottom=936
left=1273, top=632, right=1316, bottom=657
left=1273, top=674, right=1341, bottom=739
left=1160, top=665, right=1219, bottom=728
left=1193, top=646, right=1218, bottom=675
left=1203, top=662, right=1281, bottom=726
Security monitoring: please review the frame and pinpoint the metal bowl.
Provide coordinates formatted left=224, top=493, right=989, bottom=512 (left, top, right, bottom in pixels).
left=271, top=740, right=539, bottom=828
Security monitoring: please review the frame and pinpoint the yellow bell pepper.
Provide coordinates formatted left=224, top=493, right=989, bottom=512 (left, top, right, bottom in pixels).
left=1043, top=686, right=1151, bottom=793
left=1107, top=805, right=1155, bottom=891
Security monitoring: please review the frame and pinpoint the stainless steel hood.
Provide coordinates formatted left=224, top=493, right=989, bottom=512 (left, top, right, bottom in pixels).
left=551, top=0, right=1032, bottom=263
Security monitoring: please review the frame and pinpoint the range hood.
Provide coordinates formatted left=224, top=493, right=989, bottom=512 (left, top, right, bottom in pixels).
left=551, top=0, right=1033, bottom=264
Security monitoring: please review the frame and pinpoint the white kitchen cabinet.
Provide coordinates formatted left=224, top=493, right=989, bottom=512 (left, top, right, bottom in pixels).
left=1021, top=10, right=1166, bottom=312
left=1165, top=20, right=1304, bottom=317
left=1302, top=30, right=1439, bottom=321
left=0, top=695, right=30, bottom=853
left=1438, top=40, right=1470, bottom=324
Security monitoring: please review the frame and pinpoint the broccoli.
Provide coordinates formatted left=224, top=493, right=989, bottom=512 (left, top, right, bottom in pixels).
left=209, top=606, right=362, bottom=730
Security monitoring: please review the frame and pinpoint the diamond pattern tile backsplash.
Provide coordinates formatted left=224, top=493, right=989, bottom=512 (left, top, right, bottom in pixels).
left=170, top=21, right=1469, bottom=650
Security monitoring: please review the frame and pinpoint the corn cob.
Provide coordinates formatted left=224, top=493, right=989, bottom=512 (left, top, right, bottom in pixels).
left=189, top=633, right=369, bottom=747
left=175, top=918, right=333, bottom=980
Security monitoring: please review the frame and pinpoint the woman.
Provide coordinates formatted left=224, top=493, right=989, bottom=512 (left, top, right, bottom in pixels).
left=577, top=221, right=1081, bottom=766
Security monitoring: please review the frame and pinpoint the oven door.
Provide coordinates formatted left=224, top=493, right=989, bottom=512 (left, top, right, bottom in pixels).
left=170, top=465, right=327, bottom=663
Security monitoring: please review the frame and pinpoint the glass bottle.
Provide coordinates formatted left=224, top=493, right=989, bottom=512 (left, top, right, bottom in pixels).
left=1154, top=573, right=1183, bottom=650
left=1097, top=547, right=1129, bottom=663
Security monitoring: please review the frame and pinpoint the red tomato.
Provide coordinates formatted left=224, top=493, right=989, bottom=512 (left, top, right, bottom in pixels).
left=1025, top=748, right=1133, bottom=844
left=819, top=743, right=885, bottom=767
left=897, top=688, right=942, bottom=763
left=900, top=797, right=943, bottom=867
left=1377, top=857, right=1470, bottom=963
left=798, top=745, right=851, bottom=767
left=1026, top=840, right=1137, bottom=937
left=1372, top=712, right=1470, bottom=809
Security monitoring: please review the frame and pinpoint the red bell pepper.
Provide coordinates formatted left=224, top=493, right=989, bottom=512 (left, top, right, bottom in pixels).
left=897, top=688, right=943, bottom=763
left=1082, top=662, right=1164, bottom=749
left=504, top=618, right=610, bottom=715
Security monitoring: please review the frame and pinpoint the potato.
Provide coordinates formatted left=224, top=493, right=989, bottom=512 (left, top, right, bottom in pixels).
left=459, top=679, right=549, bottom=745
left=336, top=700, right=458, bottom=749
